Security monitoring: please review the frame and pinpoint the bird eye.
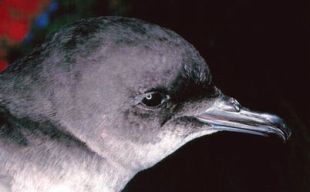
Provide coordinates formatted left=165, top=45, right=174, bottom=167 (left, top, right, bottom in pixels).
left=141, top=92, right=168, bottom=107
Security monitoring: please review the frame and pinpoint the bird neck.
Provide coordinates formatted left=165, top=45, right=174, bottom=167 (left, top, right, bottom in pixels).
left=99, top=158, right=136, bottom=192
left=0, top=110, right=136, bottom=191
left=1, top=132, right=135, bottom=192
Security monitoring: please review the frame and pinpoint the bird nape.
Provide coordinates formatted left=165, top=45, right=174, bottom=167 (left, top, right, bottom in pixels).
left=0, top=16, right=291, bottom=192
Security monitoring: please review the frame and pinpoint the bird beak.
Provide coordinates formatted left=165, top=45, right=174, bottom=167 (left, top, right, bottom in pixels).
left=196, top=95, right=291, bottom=141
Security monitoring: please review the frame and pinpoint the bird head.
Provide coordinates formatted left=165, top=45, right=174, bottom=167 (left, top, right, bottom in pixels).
left=0, top=17, right=291, bottom=174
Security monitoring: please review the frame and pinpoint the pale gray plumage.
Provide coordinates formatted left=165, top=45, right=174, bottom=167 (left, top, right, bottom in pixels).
left=0, top=17, right=291, bottom=192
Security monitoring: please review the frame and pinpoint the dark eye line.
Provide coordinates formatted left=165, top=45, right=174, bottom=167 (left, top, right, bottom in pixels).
left=167, top=80, right=217, bottom=103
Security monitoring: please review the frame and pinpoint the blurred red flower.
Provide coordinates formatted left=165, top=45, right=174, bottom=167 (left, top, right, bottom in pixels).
left=0, top=60, right=8, bottom=72
left=0, top=0, right=50, bottom=72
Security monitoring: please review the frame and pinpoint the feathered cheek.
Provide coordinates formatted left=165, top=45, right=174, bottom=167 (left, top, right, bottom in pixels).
left=48, top=184, right=72, bottom=192
left=101, top=130, right=108, bottom=139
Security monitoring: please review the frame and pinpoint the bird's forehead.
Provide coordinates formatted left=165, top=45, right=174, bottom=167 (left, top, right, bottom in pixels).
left=94, top=43, right=185, bottom=91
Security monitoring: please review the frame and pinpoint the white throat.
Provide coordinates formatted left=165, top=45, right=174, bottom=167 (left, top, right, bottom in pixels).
left=1, top=139, right=135, bottom=192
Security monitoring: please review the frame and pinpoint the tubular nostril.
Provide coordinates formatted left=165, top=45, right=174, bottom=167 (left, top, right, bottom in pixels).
left=228, top=98, right=241, bottom=112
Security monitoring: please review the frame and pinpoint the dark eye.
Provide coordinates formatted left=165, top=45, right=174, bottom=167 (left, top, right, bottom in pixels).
left=141, top=92, right=168, bottom=107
